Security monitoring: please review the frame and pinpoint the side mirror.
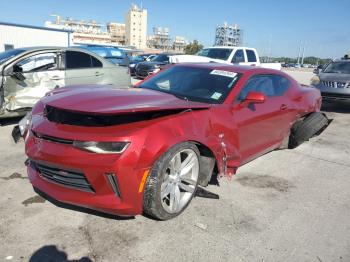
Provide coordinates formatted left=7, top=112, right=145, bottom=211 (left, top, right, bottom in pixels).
left=244, top=91, right=266, bottom=104
left=313, top=68, right=319, bottom=74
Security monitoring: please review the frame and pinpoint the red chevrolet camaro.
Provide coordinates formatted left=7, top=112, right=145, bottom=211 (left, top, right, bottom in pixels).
left=23, top=63, right=323, bottom=220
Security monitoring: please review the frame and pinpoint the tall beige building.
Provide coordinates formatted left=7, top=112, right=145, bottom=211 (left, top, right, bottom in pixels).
left=125, top=4, right=147, bottom=49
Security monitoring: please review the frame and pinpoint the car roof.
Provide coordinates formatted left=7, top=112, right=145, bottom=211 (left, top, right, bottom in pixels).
left=203, top=46, right=255, bottom=50
left=1, top=46, right=115, bottom=66
left=6, top=46, right=104, bottom=52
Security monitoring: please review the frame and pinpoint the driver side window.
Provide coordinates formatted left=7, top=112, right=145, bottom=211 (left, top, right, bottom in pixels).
left=15, top=53, right=58, bottom=73
left=231, top=49, right=245, bottom=64
left=237, top=75, right=274, bottom=101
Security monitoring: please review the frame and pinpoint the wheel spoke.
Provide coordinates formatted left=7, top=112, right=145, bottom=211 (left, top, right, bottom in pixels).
left=172, top=185, right=180, bottom=211
left=161, top=183, right=172, bottom=199
left=179, top=181, right=195, bottom=193
left=180, top=157, right=196, bottom=177
left=180, top=152, right=194, bottom=170
left=174, top=153, right=182, bottom=171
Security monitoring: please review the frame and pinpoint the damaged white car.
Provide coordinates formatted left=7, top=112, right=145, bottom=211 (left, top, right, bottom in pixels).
left=0, top=47, right=131, bottom=119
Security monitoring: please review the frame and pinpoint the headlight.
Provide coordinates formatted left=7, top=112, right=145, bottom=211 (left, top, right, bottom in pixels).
left=18, top=112, right=32, bottom=136
left=73, top=141, right=129, bottom=154
left=130, top=64, right=136, bottom=68
left=152, top=67, right=161, bottom=73
left=310, top=75, right=320, bottom=85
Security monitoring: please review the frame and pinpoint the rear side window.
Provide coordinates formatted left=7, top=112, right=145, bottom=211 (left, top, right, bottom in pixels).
left=66, top=51, right=102, bottom=69
left=91, top=56, right=102, bottom=67
left=273, top=75, right=291, bottom=96
left=231, top=49, right=245, bottom=63
left=246, top=50, right=257, bottom=62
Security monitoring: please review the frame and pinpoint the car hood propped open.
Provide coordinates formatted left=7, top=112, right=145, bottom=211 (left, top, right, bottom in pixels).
left=42, top=85, right=211, bottom=114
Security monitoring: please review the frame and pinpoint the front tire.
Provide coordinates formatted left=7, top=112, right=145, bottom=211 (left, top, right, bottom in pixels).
left=143, top=142, right=200, bottom=220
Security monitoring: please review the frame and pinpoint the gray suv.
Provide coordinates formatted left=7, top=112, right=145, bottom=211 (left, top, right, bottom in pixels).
left=0, top=47, right=131, bottom=119
left=311, top=59, right=350, bottom=102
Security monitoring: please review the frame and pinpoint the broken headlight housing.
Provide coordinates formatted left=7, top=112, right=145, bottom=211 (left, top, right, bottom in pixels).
left=73, top=141, right=130, bottom=154
left=18, top=112, right=32, bottom=136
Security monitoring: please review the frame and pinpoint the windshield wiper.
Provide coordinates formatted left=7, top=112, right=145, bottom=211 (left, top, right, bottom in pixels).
left=172, top=93, right=189, bottom=101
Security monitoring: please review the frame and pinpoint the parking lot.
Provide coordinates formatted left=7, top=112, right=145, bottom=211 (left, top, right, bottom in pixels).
left=0, top=71, right=350, bottom=261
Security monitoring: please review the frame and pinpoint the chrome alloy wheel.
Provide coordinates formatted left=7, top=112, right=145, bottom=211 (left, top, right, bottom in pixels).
left=160, top=149, right=199, bottom=214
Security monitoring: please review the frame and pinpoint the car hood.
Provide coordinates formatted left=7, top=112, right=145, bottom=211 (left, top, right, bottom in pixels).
left=319, top=73, right=350, bottom=82
left=138, top=61, right=167, bottom=67
left=42, top=85, right=210, bottom=114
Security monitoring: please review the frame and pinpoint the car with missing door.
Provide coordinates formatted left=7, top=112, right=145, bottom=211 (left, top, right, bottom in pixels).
left=311, top=59, right=350, bottom=102
left=0, top=47, right=131, bottom=119
left=23, top=63, right=326, bottom=220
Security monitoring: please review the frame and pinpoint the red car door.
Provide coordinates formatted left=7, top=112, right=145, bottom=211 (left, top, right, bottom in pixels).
left=232, top=74, right=294, bottom=163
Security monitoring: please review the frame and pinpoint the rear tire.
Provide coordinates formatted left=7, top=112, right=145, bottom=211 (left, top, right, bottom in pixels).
left=143, top=142, right=200, bottom=220
left=289, top=112, right=328, bottom=148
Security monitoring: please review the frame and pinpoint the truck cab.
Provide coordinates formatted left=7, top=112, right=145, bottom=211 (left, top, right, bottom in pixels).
left=196, top=46, right=260, bottom=66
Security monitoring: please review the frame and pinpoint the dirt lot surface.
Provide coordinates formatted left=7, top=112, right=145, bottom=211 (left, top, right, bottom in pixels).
left=0, top=80, right=349, bottom=261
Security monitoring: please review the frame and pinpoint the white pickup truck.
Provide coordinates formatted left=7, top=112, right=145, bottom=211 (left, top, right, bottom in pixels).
left=170, top=46, right=281, bottom=70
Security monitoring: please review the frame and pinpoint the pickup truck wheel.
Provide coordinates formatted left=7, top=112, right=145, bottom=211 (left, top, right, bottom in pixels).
left=289, top=112, right=328, bottom=148
left=143, top=142, right=200, bottom=220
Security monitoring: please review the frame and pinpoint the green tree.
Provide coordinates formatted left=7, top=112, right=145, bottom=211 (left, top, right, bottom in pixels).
left=184, top=40, right=203, bottom=55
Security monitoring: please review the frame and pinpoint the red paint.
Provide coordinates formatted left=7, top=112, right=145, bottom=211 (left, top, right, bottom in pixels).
left=25, top=64, right=321, bottom=216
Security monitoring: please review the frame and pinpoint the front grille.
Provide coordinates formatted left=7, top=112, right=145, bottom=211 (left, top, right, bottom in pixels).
left=30, top=161, right=94, bottom=193
left=322, top=81, right=349, bottom=88
left=322, top=92, right=350, bottom=100
left=137, top=64, right=154, bottom=71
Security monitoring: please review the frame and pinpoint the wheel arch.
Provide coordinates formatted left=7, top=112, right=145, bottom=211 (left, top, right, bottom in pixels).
left=190, top=140, right=219, bottom=187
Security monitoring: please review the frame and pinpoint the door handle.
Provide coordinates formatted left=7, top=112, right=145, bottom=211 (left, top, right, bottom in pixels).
left=293, top=96, right=302, bottom=102
left=50, top=76, right=61, bottom=80
left=280, top=104, right=288, bottom=110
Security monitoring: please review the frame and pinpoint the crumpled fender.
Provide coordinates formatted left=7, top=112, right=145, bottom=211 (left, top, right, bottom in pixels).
left=135, top=108, right=241, bottom=178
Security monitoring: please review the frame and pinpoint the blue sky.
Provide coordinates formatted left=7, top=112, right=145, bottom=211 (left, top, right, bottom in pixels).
left=0, top=0, right=349, bottom=58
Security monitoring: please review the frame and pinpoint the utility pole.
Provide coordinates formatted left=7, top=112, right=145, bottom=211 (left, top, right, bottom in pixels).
left=301, top=42, right=306, bottom=65
left=297, top=40, right=302, bottom=65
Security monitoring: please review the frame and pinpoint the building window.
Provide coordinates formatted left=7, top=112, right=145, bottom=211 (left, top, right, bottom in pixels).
left=4, top=44, right=14, bottom=51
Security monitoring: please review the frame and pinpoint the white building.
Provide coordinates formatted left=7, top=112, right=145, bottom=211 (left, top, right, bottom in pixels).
left=125, top=4, right=147, bottom=49
left=45, top=16, right=112, bottom=45
left=0, top=21, right=72, bottom=52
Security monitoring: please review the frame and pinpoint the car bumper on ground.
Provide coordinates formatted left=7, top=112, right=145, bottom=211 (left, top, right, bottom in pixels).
left=25, top=133, right=147, bottom=216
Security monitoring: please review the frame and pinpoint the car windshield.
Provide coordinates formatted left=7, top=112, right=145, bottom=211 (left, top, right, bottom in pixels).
left=139, top=65, right=241, bottom=104
left=196, top=48, right=232, bottom=60
left=151, top=54, right=169, bottom=62
left=130, top=55, right=145, bottom=62
left=323, top=61, right=350, bottom=74
left=0, top=49, right=26, bottom=65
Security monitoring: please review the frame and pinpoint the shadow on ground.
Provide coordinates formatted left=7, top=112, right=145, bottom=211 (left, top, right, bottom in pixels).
left=29, top=245, right=92, bottom=262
